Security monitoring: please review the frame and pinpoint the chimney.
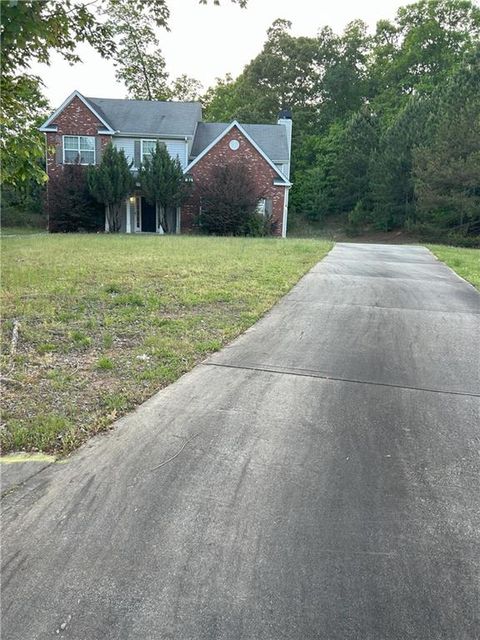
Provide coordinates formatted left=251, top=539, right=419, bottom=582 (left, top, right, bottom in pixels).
left=277, top=108, right=292, bottom=179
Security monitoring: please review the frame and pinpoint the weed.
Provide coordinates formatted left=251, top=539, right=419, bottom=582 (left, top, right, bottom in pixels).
left=96, top=356, right=114, bottom=370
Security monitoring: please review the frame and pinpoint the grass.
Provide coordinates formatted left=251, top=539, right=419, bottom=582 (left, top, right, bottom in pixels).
left=428, top=245, right=480, bottom=289
left=1, top=234, right=332, bottom=454
left=0, top=226, right=47, bottom=236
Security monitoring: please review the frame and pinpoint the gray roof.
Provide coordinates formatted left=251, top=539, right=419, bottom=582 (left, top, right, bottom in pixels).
left=85, top=97, right=202, bottom=136
left=191, top=122, right=290, bottom=163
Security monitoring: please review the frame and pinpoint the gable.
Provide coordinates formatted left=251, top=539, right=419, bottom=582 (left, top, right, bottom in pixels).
left=186, top=122, right=291, bottom=185
left=39, top=91, right=114, bottom=133
left=191, top=123, right=289, bottom=164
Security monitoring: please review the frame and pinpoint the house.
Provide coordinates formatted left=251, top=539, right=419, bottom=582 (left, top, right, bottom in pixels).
left=39, top=91, right=292, bottom=236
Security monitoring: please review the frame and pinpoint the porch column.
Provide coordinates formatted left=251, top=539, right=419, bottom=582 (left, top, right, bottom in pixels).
left=126, top=197, right=132, bottom=234
left=176, top=206, right=181, bottom=234
left=156, top=203, right=164, bottom=234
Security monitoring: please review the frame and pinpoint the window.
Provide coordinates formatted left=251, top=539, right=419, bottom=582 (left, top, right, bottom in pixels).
left=63, top=136, right=95, bottom=164
left=141, top=140, right=157, bottom=162
left=256, top=198, right=267, bottom=216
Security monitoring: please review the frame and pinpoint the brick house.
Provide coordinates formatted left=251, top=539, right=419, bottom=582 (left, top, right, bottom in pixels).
left=39, top=91, right=292, bottom=236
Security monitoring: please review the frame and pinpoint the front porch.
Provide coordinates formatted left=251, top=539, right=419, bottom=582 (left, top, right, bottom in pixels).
left=105, top=196, right=181, bottom=234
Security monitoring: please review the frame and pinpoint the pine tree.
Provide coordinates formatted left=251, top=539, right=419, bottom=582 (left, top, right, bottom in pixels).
left=87, top=144, right=134, bottom=232
left=138, top=142, right=187, bottom=233
left=369, top=95, right=432, bottom=230
left=330, top=108, right=379, bottom=216
left=413, top=48, right=480, bottom=238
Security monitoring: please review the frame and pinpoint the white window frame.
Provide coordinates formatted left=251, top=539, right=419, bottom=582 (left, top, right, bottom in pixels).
left=141, top=139, right=158, bottom=163
left=63, top=135, right=96, bottom=165
left=256, top=198, right=267, bottom=216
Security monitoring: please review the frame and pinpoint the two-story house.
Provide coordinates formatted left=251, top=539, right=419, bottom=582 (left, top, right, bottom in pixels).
left=39, top=91, right=292, bottom=236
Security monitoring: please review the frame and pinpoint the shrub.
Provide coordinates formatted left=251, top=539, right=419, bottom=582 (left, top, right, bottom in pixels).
left=1, top=182, right=47, bottom=229
left=196, top=163, right=268, bottom=236
left=47, top=164, right=103, bottom=232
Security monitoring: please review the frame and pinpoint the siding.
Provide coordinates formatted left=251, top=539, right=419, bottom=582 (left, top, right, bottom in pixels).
left=113, top=137, right=188, bottom=169
left=275, top=163, right=289, bottom=178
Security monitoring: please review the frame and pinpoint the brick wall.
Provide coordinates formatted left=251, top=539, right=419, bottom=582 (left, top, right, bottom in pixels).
left=45, top=96, right=111, bottom=181
left=182, top=125, right=287, bottom=236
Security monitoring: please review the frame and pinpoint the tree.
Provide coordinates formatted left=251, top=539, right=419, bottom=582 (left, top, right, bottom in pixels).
left=369, top=0, right=480, bottom=119
left=369, top=96, right=431, bottom=230
left=196, top=163, right=265, bottom=235
left=413, top=49, right=480, bottom=236
left=47, top=164, right=104, bottom=232
left=289, top=122, right=344, bottom=222
left=0, top=74, right=49, bottom=189
left=88, top=144, right=134, bottom=232
left=330, top=108, right=379, bottom=216
left=138, top=142, right=187, bottom=232
left=170, top=75, right=203, bottom=102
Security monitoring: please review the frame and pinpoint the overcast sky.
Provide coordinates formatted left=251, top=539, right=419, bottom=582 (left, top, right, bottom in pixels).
left=33, top=0, right=405, bottom=107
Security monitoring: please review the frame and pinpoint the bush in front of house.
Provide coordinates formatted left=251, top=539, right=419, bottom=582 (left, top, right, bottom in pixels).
left=47, top=164, right=104, bottom=233
left=196, top=163, right=270, bottom=236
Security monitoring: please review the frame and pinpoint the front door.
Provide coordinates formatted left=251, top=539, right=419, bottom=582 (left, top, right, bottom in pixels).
left=141, top=198, right=156, bottom=232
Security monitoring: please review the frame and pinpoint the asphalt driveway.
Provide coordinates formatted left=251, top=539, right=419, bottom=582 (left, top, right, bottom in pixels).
left=2, top=243, right=479, bottom=639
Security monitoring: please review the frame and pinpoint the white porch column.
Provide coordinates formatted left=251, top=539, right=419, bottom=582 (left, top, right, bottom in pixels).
left=126, top=197, right=132, bottom=234
left=176, top=206, right=181, bottom=234
left=105, top=205, right=110, bottom=233
left=157, top=204, right=165, bottom=234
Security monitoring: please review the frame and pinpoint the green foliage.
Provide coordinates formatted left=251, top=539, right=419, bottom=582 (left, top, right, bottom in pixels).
left=289, top=123, right=344, bottom=222
left=138, top=142, right=187, bottom=233
left=48, top=164, right=104, bottom=233
left=1, top=180, right=46, bottom=229
left=413, top=48, right=480, bottom=235
left=203, top=0, right=479, bottom=240
left=196, top=163, right=267, bottom=236
left=330, top=108, right=379, bottom=214
left=0, top=74, right=49, bottom=189
left=369, top=95, right=432, bottom=230
left=88, top=144, right=134, bottom=232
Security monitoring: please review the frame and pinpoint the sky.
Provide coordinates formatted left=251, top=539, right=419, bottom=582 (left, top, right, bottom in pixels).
left=33, top=0, right=405, bottom=107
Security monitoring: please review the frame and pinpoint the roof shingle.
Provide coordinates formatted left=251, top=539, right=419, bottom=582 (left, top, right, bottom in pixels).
left=190, top=122, right=289, bottom=163
left=84, top=97, right=202, bottom=136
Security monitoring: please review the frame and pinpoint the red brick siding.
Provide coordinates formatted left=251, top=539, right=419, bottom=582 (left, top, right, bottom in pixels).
left=182, top=126, right=286, bottom=236
left=45, top=96, right=111, bottom=181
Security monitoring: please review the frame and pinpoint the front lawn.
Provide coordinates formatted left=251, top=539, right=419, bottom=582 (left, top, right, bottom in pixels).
left=1, top=234, right=332, bottom=454
left=1, top=227, right=47, bottom=236
left=428, top=245, right=480, bottom=290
